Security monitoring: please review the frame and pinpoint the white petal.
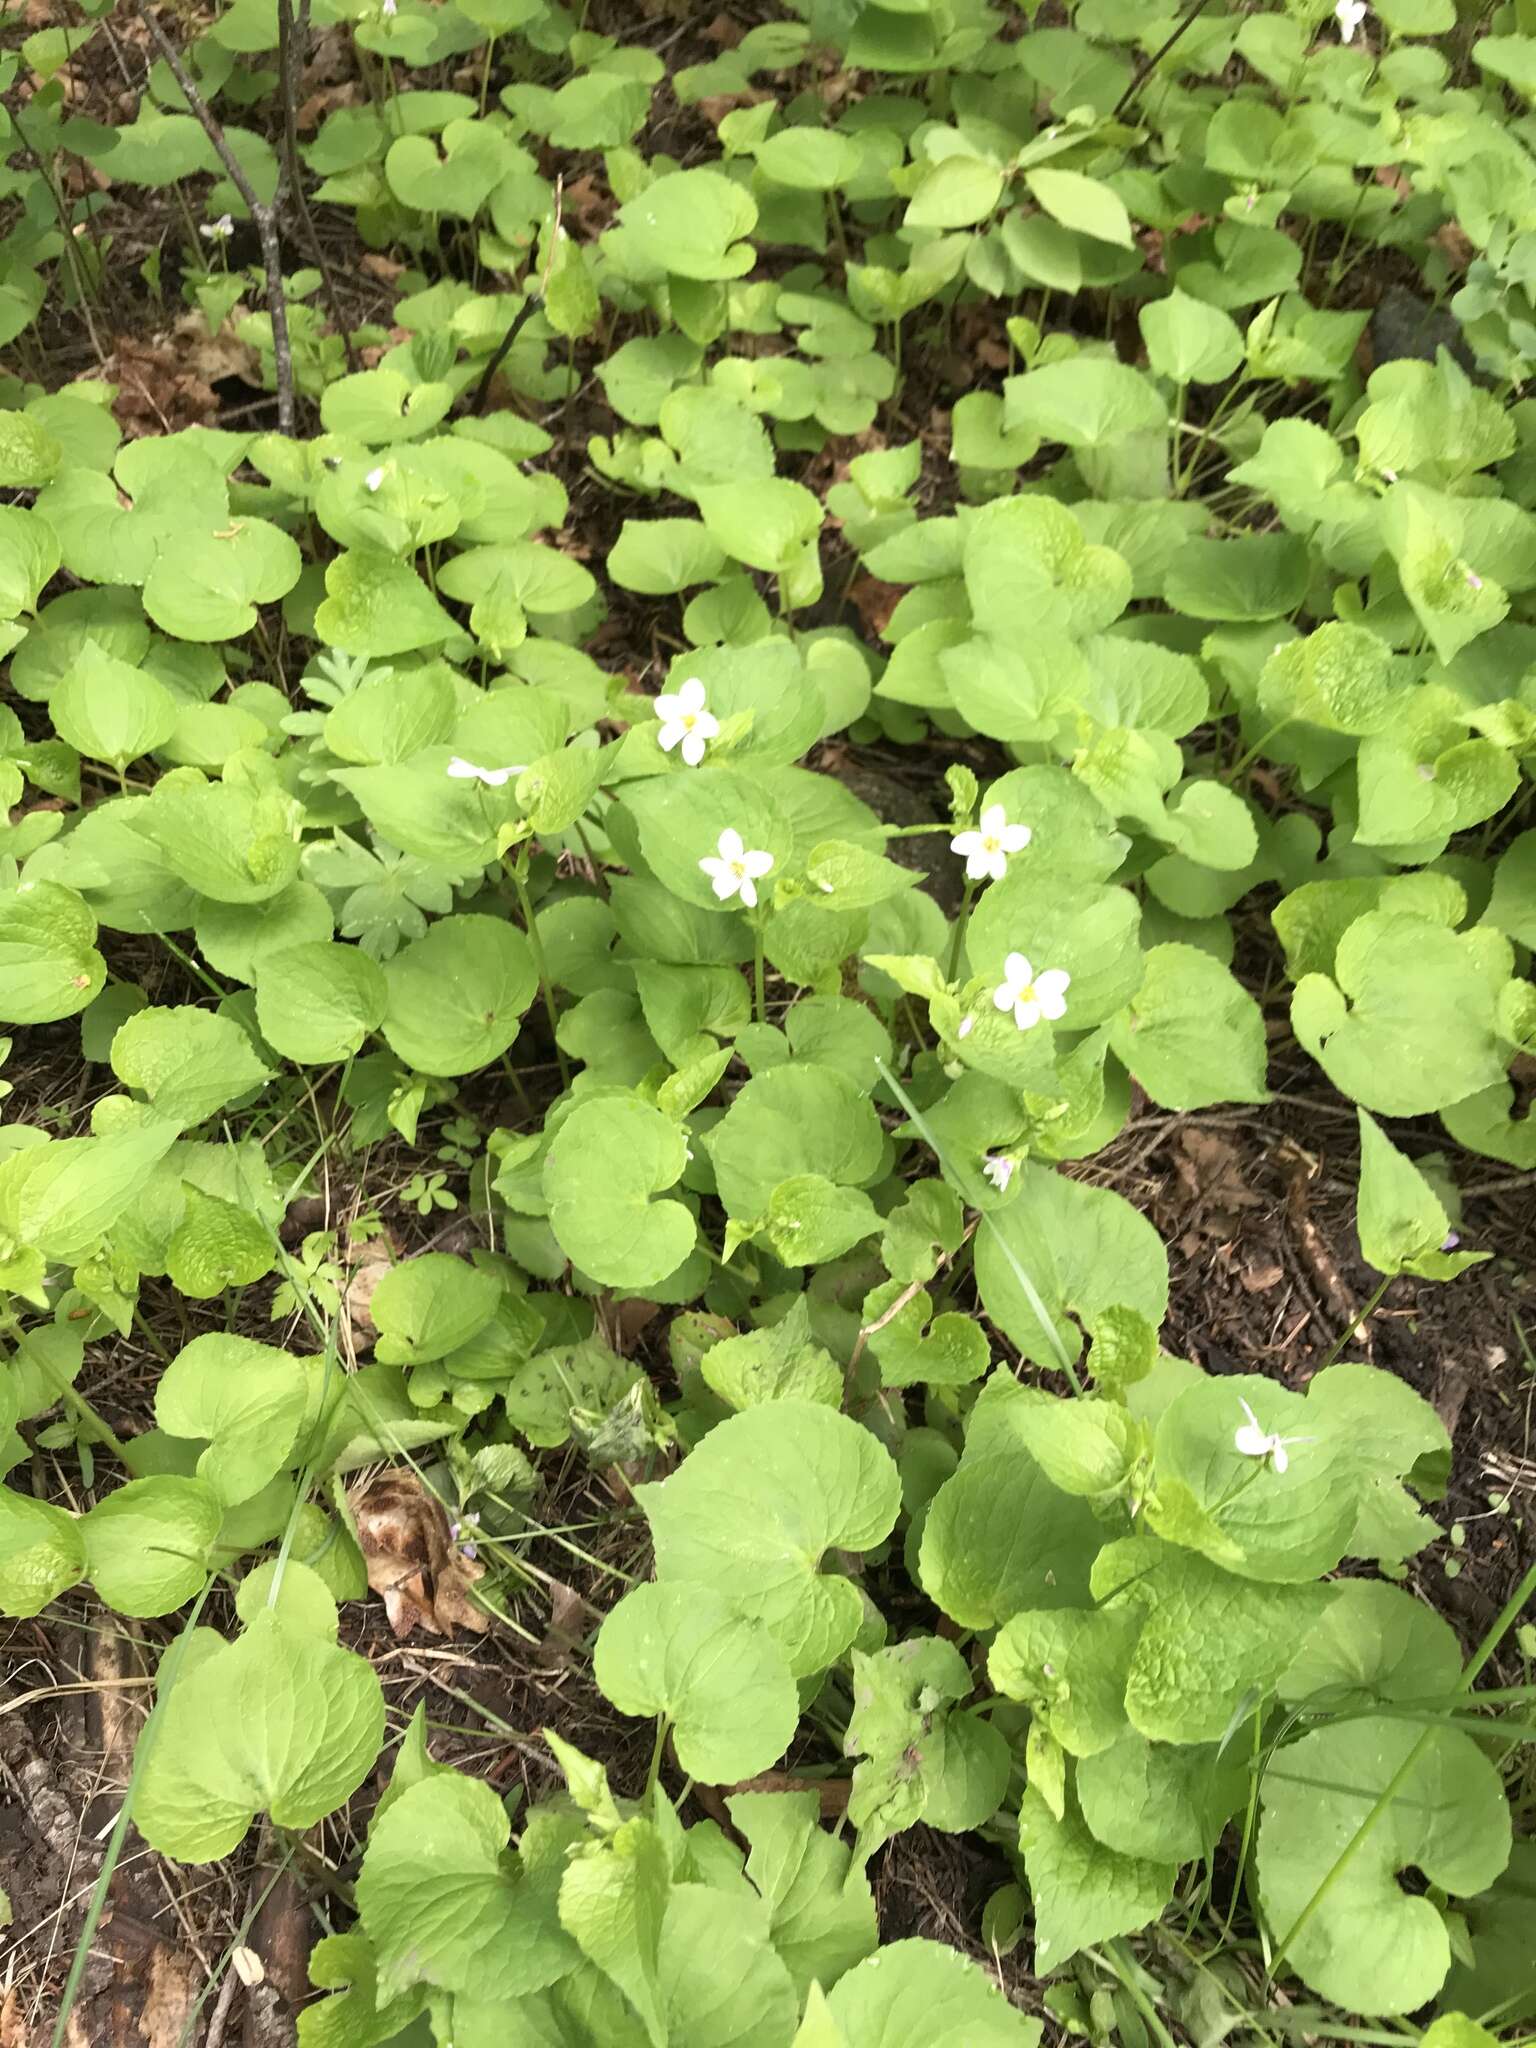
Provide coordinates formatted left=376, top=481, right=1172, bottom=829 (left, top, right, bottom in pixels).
left=742, top=848, right=774, bottom=878
left=708, top=870, right=739, bottom=901
left=657, top=720, right=683, bottom=753
left=446, top=757, right=481, bottom=780
left=979, top=804, right=1008, bottom=836
left=1233, top=1423, right=1270, bottom=1458
left=678, top=676, right=707, bottom=714
left=993, top=980, right=1016, bottom=1014
left=1013, top=998, right=1042, bottom=1031
left=1271, top=1442, right=1289, bottom=1475
left=654, top=694, right=682, bottom=723
left=717, top=827, right=745, bottom=862
left=966, top=850, right=992, bottom=882
left=982, top=847, right=1008, bottom=884
left=1001, top=822, right=1033, bottom=853
left=738, top=876, right=758, bottom=909
left=680, top=729, right=706, bottom=767
left=693, top=711, right=720, bottom=741
left=1036, top=968, right=1071, bottom=1002
left=699, top=856, right=727, bottom=883
left=481, top=765, right=516, bottom=786
left=950, top=831, right=982, bottom=859
left=1237, top=1397, right=1262, bottom=1432
left=1004, top=952, right=1032, bottom=986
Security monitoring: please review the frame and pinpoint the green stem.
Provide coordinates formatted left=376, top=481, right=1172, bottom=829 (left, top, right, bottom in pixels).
left=511, top=862, right=571, bottom=1088
left=946, top=879, right=977, bottom=984
left=1316, top=1273, right=1392, bottom=1374
left=1222, top=712, right=1295, bottom=785
left=645, top=1713, right=671, bottom=1803
left=882, top=821, right=950, bottom=839
left=752, top=918, right=767, bottom=1025
left=29, top=1347, right=142, bottom=1475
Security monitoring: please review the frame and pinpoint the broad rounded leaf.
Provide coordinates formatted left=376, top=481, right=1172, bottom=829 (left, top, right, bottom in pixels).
left=81, top=1475, right=222, bottom=1616
left=544, top=1098, right=697, bottom=1288
left=593, top=1581, right=800, bottom=1783
left=1258, top=1719, right=1510, bottom=2015
left=369, top=1253, right=503, bottom=1366
left=636, top=1401, right=901, bottom=1675
left=0, top=881, right=106, bottom=1023
left=358, top=1772, right=578, bottom=2003
left=136, top=1608, right=386, bottom=1862
left=154, top=1333, right=311, bottom=1505
left=255, top=941, right=388, bottom=1063
left=975, top=1165, right=1168, bottom=1370
left=110, top=1003, right=271, bottom=1125
left=381, top=913, right=536, bottom=1076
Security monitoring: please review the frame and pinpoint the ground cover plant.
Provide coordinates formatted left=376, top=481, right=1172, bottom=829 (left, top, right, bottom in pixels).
left=2, top=0, right=1536, bottom=2039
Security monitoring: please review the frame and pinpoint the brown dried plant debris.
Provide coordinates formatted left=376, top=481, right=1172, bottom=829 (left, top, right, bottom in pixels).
left=349, top=1470, right=490, bottom=1640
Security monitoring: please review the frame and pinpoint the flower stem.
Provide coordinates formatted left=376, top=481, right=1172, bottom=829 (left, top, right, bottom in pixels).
left=645, top=1713, right=671, bottom=1804
left=752, top=918, right=767, bottom=1025
left=28, top=1345, right=142, bottom=1475
left=1316, top=1273, right=1392, bottom=1373
left=946, top=879, right=977, bottom=985
left=510, top=862, right=571, bottom=1089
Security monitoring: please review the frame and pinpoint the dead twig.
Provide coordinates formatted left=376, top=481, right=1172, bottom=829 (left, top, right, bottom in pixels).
left=274, top=0, right=357, bottom=372
left=130, top=0, right=296, bottom=433
left=470, top=174, right=564, bottom=417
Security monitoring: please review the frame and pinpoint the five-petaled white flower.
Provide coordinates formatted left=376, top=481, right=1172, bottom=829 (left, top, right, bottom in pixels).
left=1335, top=0, right=1367, bottom=41
left=447, top=756, right=526, bottom=787
left=699, top=827, right=773, bottom=909
left=982, top=1154, right=1016, bottom=1194
left=364, top=466, right=385, bottom=492
left=1233, top=1396, right=1314, bottom=1476
left=655, top=676, right=719, bottom=768
left=200, top=214, right=234, bottom=241
left=950, top=804, right=1032, bottom=884
left=993, top=952, right=1070, bottom=1032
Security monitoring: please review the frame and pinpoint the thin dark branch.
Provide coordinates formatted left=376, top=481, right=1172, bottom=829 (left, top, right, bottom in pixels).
left=131, top=0, right=296, bottom=433
left=1112, top=0, right=1216, bottom=119
left=468, top=293, right=541, bottom=417
left=469, top=175, right=564, bottom=417
left=274, top=0, right=358, bottom=372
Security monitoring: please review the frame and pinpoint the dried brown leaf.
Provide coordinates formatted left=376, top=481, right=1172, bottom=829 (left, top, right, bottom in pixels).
left=350, top=1471, right=489, bottom=1639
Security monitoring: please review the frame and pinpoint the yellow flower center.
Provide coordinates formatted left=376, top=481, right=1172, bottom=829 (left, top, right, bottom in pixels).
left=682, top=712, right=698, bottom=729
left=982, top=833, right=1000, bottom=853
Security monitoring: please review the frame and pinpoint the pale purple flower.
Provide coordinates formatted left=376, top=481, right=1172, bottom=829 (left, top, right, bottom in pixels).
left=982, top=1155, right=1016, bottom=1194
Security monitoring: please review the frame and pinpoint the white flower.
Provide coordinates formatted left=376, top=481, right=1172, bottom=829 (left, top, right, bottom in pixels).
left=1381, top=466, right=1398, bottom=483
left=654, top=675, right=719, bottom=769
left=992, top=952, right=1070, bottom=1032
left=447, top=756, right=526, bottom=787
left=982, top=1154, right=1016, bottom=1194
left=1335, top=0, right=1367, bottom=41
left=199, top=214, right=234, bottom=241
left=381, top=0, right=397, bottom=15
left=1233, top=1396, right=1315, bottom=1476
left=364, top=466, right=385, bottom=492
left=956, top=1016, right=974, bottom=1039
left=699, top=827, right=773, bottom=909
left=950, top=803, right=1032, bottom=884
left=1466, top=567, right=1485, bottom=592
